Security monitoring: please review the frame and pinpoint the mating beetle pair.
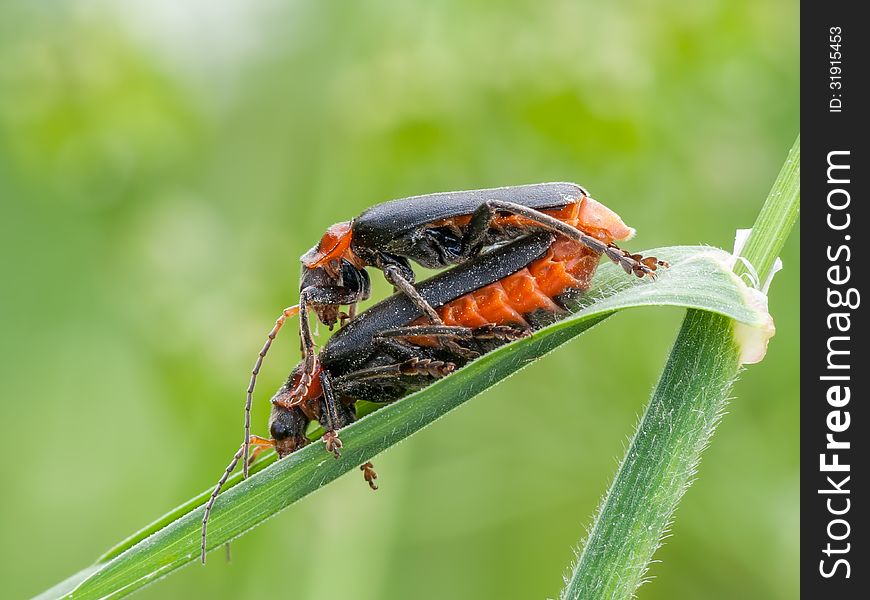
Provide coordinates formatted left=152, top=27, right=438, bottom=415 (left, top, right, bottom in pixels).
left=201, top=182, right=665, bottom=563
left=246, top=184, right=660, bottom=468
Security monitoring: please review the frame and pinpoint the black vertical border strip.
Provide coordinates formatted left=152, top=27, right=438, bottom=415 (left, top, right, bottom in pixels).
left=802, top=2, right=868, bottom=596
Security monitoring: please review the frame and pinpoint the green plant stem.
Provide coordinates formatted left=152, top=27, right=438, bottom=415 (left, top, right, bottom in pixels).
left=564, top=311, right=738, bottom=598
left=734, top=134, right=801, bottom=283
left=562, top=134, right=800, bottom=599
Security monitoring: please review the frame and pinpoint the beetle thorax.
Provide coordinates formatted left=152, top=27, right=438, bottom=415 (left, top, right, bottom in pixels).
left=301, top=221, right=365, bottom=277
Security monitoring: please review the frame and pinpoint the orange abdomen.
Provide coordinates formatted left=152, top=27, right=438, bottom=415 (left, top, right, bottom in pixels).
left=416, top=238, right=601, bottom=331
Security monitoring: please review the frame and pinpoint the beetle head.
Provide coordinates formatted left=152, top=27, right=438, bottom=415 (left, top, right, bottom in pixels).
left=577, top=197, right=636, bottom=244
left=267, top=403, right=310, bottom=458
left=299, top=259, right=371, bottom=328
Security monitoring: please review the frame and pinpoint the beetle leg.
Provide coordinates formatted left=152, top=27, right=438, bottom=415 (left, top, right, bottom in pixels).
left=373, top=333, right=476, bottom=367
left=375, top=325, right=477, bottom=359
left=378, top=324, right=473, bottom=339
left=360, top=462, right=379, bottom=490
left=246, top=435, right=276, bottom=467
left=338, top=303, right=358, bottom=327
left=371, top=336, right=431, bottom=361
left=322, top=430, right=343, bottom=458
left=377, top=324, right=531, bottom=360
left=469, top=323, right=532, bottom=340
left=463, top=200, right=505, bottom=257
left=476, top=200, right=664, bottom=278
left=378, top=324, right=530, bottom=341
left=441, top=340, right=479, bottom=360
left=335, top=357, right=456, bottom=385
left=375, top=251, right=442, bottom=325
left=294, top=283, right=370, bottom=374
left=319, top=370, right=348, bottom=459
left=602, top=244, right=669, bottom=277
left=382, top=264, right=443, bottom=324
left=297, top=291, right=318, bottom=368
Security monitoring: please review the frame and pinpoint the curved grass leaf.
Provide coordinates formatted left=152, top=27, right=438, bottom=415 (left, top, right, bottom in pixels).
left=40, top=245, right=769, bottom=600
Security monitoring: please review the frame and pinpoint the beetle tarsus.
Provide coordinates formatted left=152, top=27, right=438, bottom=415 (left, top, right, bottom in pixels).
left=603, top=243, right=667, bottom=279
left=323, top=430, right=343, bottom=458
left=399, top=357, right=456, bottom=378
left=360, top=462, right=379, bottom=490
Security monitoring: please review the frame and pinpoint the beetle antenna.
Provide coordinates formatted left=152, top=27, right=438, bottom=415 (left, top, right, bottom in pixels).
left=202, top=435, right=276, bottom=564
left=204, top=304, right=302, bottom=563
left=244, top=305, right=300, bottom=477
left=201, top=441, right=245, bottom=564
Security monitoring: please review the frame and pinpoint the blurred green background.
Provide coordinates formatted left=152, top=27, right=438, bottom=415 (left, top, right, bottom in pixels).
left=0, top=1, right=798, bottom=598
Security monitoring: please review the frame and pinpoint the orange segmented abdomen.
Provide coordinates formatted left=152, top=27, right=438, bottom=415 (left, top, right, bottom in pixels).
left=413, top=238, right=601, bottom=333
left=441, top=295, right=490, bottom=328
left=470, top=284, right=528, bottom=326
left=499, top=267, right=563, bottom=315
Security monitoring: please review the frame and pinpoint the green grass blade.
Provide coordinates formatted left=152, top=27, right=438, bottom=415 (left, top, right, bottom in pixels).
left=563, top=311, right=741, bottom=599
left=40, top=245, right=770, bottom=600
left=562, top=135, right=800, bottom=599
left=733, top=134, right=801, bottom=284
